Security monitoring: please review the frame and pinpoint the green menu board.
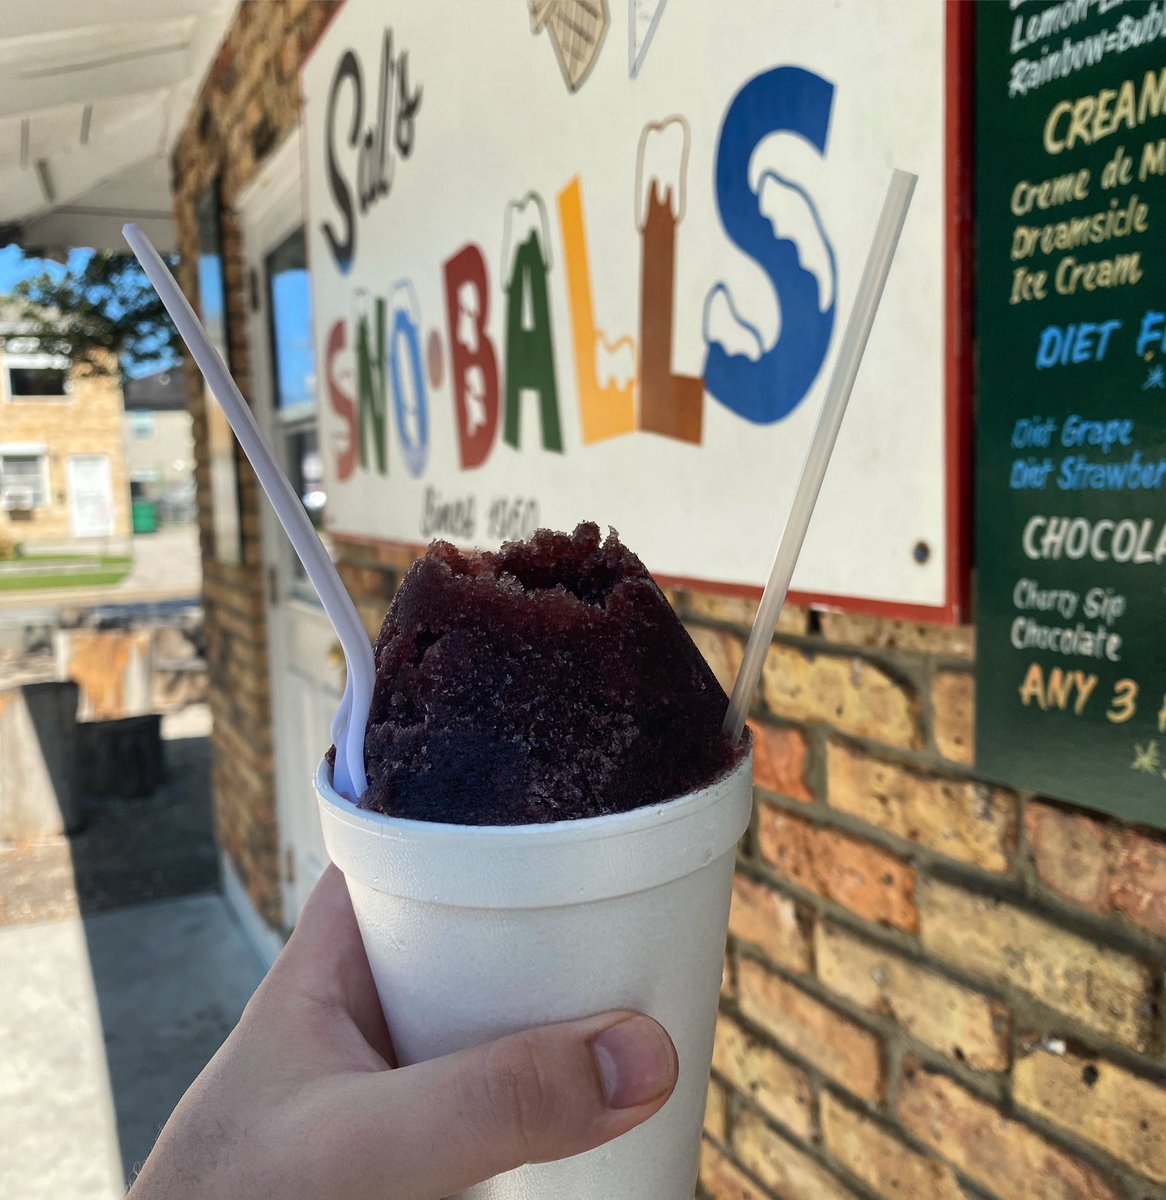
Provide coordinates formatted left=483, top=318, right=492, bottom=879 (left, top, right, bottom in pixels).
left=975, top=2, right=1166, bottom=827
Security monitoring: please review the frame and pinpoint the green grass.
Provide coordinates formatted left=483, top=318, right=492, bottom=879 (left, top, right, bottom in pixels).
left=8, top=553, right=132, bottom=568
left=0, top=560, right=133, bottom=592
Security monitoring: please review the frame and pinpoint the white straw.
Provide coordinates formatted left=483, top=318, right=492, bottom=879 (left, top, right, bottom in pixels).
left=723, top=169, right=917, bottom=743
left=123, top=223, right=374, bottom=799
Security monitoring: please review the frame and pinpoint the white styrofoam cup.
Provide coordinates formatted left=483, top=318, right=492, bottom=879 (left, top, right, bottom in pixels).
left=316, top=747, right=753, bottom=1200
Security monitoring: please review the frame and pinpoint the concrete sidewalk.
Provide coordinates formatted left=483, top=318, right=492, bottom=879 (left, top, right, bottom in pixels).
left=0, top=895, right=265, bottom=1198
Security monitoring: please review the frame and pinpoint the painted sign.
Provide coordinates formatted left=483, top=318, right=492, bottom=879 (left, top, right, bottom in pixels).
left=975, top=0, right=1166, bottom=827
left=302, top=0, right=966, bottom=615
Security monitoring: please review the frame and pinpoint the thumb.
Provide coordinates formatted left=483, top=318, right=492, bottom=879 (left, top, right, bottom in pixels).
left=333, top=1011, right=678, bottom=1199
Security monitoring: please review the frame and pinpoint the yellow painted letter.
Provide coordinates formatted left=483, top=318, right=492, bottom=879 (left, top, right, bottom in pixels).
left=557, top=177, right=636, bottom=443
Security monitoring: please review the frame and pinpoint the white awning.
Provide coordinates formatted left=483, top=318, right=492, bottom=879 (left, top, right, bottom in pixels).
left=0, top=0, right=237, bottom=254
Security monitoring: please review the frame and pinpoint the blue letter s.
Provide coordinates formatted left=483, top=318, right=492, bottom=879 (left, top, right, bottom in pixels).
left=703, top=67, right=836, bottom=424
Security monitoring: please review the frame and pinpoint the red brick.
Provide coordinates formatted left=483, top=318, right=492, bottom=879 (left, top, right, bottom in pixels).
left=815, top=922, right=1009, bottom=1071
left=898, top=1058, right=1121, bottom=1200
left=357, top=599, right=387, bottom=641
left=688, top=626, right=745, bottom=695
left=932, top=670, right=975, bottom=764
left=337, top=561, right=393, bottom=601
left=818, top=612, right=975, bottom=659
left=737, top=957, right=884, bottom=1102
left=827, top=741, right=1016, bottom=870
left=733, top=1109, right=859, bottom=1200
left=729, top=874, right=812, bottom=973
left=759, top=807, right=918, bottom=931
left=920, top=878, right=1153, bottom=1049
left=701, top=1139, right=767, bottom=1200
left=762, top=644, right=922, bottom=749
left=1015, top=1044, right=1166, bottom=1184
left=363, top=537, right=421, bottom=572
left=1029, top=801, right=1166, bottom=939
left=821, top=1090, right=962, bottom=1199
left=1110, top=827, right=1166, bottom=938
left=748, top=720, right=813, bottom=802
left=712, top=1014, right=815, bottom=1139
left=684, top=590, right=808, bottom=634
left=1026, top=802, right=1109, bottom=911
left=705, top=1076, right=729, bottom=1142
left=278, top=31, right=299, bottom=80
left=683, top=591, right=758, bottom=626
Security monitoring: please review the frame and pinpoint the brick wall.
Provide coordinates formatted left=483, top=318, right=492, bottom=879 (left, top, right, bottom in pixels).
left=681, top=599, right=1166, bottom=1200
left=321, top=532, right=1166, bottom=1197
left=171, top=6, right=1166, bottom=1194
left=0, top=353, right=131, bottom=544
left=170, top=0, right=339, bottom=930
left=275, top=516, right=1166, bottom=1181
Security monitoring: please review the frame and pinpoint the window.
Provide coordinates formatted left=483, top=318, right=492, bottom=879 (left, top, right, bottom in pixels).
left=264, top=226, right=327, bottom=593
left=0, top=454, right=49, bottom=509
left=5, top=353, right=71, bottom=400
left=130, top=410, right=156, bottom=438
left=266, top=230, right=315, bottom=411
left=9, top=366, right=67, bottom=396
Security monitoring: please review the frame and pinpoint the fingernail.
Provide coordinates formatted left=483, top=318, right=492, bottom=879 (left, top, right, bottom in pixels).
left=591, top=1015, right=677, bottom=1109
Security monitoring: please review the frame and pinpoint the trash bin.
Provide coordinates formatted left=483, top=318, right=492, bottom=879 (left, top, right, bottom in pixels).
left=132, top=498, right=159, bottom=534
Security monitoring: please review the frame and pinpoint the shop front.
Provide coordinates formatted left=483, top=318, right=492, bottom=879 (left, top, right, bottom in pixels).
left=170, top=4, right=1166, bottom=1197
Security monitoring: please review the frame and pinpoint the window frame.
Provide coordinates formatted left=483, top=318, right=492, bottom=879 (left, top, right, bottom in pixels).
left=129, top=410, right=157, bottom=439
left=0, top=449, right=51, bottom=509
left=3, top=350, right=73, bottom=402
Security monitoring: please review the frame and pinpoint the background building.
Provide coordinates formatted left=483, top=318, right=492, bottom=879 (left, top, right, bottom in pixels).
left=123, top=368, right=197, bottom=527
left=0, top=309, right=131, bottom=550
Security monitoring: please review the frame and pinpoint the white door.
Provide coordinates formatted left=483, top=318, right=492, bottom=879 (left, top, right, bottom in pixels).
left=241, top=132, right=343, bottom=924
left=67, top=454, right=114, bottom=537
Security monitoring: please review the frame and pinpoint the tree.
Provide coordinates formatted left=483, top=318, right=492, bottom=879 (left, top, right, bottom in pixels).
left=5, top=250, right=182, bottom=380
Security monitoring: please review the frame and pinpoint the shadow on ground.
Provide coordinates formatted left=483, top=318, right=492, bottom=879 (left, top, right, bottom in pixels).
left=82, top=894, right=263, bottom=1183
left=0, top=705, right=266, bottom=1197
left=0, top=714, right=220, bottom=924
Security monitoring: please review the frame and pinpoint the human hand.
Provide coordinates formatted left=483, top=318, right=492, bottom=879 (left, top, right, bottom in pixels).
left=128, top=866, right=679, bottom=1199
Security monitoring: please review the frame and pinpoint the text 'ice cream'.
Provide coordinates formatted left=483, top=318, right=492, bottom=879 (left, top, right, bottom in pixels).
left=345, top=522, right=744, bottom=824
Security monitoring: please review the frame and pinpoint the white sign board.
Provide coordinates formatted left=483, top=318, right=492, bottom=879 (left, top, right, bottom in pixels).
left=303, top=0, right=965, bottom=617
left=67, top=454, right=115, bottom=539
